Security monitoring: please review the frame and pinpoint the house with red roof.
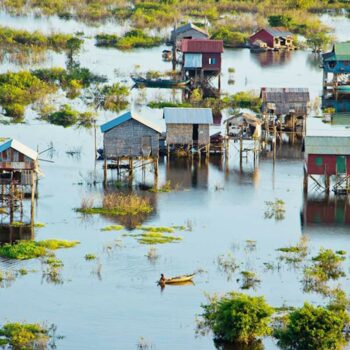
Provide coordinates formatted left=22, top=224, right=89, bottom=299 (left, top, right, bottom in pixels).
left=249, top=27, right=294, bottom=50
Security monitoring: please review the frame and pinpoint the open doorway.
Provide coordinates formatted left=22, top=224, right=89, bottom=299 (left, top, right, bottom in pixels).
left=192, top=124, right=199, bottom=142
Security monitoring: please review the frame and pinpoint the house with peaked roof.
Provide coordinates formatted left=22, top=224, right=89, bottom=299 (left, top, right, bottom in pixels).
left=170, top=23, right=209, bottom=44
left=249, top=27, right=294, bottom=49
left=0, top=138, right=38, bottom=186
left=100, top=112, right=161, bottom=159
left=322, top=42, right=350, bottom=74
left=164, top=107, right=213, bottom=147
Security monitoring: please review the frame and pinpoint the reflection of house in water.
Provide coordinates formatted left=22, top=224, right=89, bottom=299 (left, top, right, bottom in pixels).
left=301, top=197, right=350, bottom=234
left=166, top=157, right=208, bottom=189
left=250, top=50, right=292, bottom=67
left=322, top=97, right=350, bottom=113
left=0, top=223, right=33, bottom=244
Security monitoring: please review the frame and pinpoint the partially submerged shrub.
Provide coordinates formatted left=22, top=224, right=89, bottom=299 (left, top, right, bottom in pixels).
left=197, top=292, right=273, bottom=344
left=274, top=303, right=350, bottom=350
left=240, top=271, right=261, bottom=290
left=78, top=193, right=153, bottom=216
left=84, top=254, right=97, bottom=261
left=277, top=236, right=309, bottom=264
left=217, top=252, right=238, bottom=280
left=0, top=322, right=51, bottom=349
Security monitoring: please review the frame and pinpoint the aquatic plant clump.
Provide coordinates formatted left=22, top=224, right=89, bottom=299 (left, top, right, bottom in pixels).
left=126, top=232, right=182, bottom=245
left=0, top=240, right=79, bottom=260
left=78, top=193, right=153, bottom=216
left=277, top=236, right=309, bottom=264
left=264, top=199, right=286, bottom=220
left=274, top=302, right=350, bottom=350
left=240, top=271, right=261, bottom=290
left=197, top=292, right=273, bottom=344
left=101, top=225, right=124, bottom=231
left=0, top=322, right=50, bottom=349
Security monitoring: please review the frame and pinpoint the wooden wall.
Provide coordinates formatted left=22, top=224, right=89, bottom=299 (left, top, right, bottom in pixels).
left=166, top=124, right=210, bottom=145
left=104, top=119, right=159, bottom=158
left=0, top=148, right=35, bottom=170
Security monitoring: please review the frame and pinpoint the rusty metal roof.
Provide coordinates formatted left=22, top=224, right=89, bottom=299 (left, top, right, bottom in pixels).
left=265, top=27, right=293, bottom=37
left=305, top=135, right=350, bottom=155
left=260, top=87, right=310, bottom=115
left=181, top=39, right=224, bottom=53
left=171, top=23, right=209, bottom=38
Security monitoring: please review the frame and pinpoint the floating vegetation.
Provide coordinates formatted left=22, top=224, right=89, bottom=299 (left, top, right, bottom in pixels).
left=101, top=225, right=124, bottom=232
left=34, top=222, right=45, bottom=228
left=240, top=271, right=261, bottom=290
left=264, top=199, right=286, bottom=221
left=0, top=240, right=79, bottom=260
left=149, top=180, right=172, bottom=193
left=274, top=302, right=350, bottom=350
left=217, top=252, right=238, bottom=280
left=139, top=226, right=175, bottom=233
left=84, top=254, right=97, bottom=261
left=0, top=322, right=56, bottom=349
left=77, top=193, right=153, bottom=216
left=245, top=240, right=257, bottom=252
left=277, top=236, right=309, bottom=265
left=197, top=292, right=273, bottom=344
left=125, top=232, right=182, bottom=245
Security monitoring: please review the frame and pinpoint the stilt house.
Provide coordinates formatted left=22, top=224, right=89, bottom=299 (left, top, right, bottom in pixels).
left=0, top=139, right=38, bottom=186
left=181, top=39, right=224, bottom=82
left=101, top=112, right=161, bottom=159
left=163, top=107, right=213, bottom=148
left=304, top=132, right=350, bottom=194
left=260, top=87, right=310, bottom=131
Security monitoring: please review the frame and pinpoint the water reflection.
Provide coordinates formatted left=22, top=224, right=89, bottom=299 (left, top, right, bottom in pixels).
left=0, top=224, right=33, bottom=244
left=322, top=97, right=350, bottom=113
left=301, top=196, right=350, bottom=230
left=166, top=157, right=208, bottom=189
left=214, top=339, right=264, bottom=350
left=250, top=51, right=292, bottom=67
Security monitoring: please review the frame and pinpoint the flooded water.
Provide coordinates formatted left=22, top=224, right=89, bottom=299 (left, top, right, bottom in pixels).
left=0, top=10, right=349, bottom=350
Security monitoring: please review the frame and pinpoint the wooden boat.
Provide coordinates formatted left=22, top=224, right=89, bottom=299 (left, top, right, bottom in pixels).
left=160, top=273, right=195, bottom=284
left=131, top=76, right=190, bottom=88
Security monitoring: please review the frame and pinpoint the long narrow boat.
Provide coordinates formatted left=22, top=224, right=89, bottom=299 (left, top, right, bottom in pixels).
left=161, top=274, right=195, bottom=284
left=132, top=76, right=190, bottom=88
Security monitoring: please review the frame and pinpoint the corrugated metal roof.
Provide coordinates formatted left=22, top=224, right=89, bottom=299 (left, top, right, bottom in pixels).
left=0, top=139, right=38, bottom=160
left=163, top=107, right=213, bottom=124
left=100, top=111, right=162, bottom=133
left=261, top=87, right=310, bottom=115
left=265, top=27, right=293, bottom=37
left=181, top=39, right=224, bottom=53
left=323, top=42, right=350, bottom=61
left=305, top=135, right=350, bottom=155
left=171, top=23, right=208, bottom=37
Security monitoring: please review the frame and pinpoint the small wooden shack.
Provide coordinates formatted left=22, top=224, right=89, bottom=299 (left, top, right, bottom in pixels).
left=100, top=111, right=161, bottom=184
left=304, top=133, right=350, bottom=194
left=260, top=87, right=310, bottom=131
left=322, top=42, right=350, bottom=95
left=181, top=39, right=224, bottom=89
left=249, top=27, right=294, bottom=50
left=164, top=107, right=213, bottom=153
left=101, top=111, right=161, bottom=159
left=0, top=139, right=38, bottom=186
left=0, top=139, right=38, bottom=225
left=171, top=23, right=209, bottom=44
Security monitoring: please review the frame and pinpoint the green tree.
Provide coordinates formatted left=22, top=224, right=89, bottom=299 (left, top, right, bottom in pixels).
left=274, top=303, right=349, bottom=350
left=198, top=292, right=273, bottom=344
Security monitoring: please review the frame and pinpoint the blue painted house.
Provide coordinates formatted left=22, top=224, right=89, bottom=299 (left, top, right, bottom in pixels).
left=322, top=42, right=350, bottom=74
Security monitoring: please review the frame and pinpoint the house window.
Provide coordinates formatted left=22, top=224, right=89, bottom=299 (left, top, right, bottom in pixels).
left=274, top=38, right=279, bottom=44
left=209, top=57, right=216, bottom=65
left=315, top=156, right=323, bottom=166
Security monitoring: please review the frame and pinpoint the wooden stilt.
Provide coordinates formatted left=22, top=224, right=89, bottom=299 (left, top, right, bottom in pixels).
left=103, top=156, right=107, bottom=187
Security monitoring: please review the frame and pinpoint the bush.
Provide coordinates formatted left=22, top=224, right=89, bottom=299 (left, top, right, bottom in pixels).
left=0, top=323, right=49, bottom=349
left=3, top=103, right=25, bottom=118
left=198, top=292, right=273, bottom=344
left=211, top=27, right=248, bottom=47
left=274, top=303, right=349, bottom=350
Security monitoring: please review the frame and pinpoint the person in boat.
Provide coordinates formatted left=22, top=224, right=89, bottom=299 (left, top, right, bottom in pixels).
left=159, top=273, right=166, bottom=284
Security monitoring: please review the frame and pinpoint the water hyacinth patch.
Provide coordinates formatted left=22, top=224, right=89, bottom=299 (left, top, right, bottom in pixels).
left=0, top=240, right=79, bottom=260
left=101, top=225, right=124, bottom=231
